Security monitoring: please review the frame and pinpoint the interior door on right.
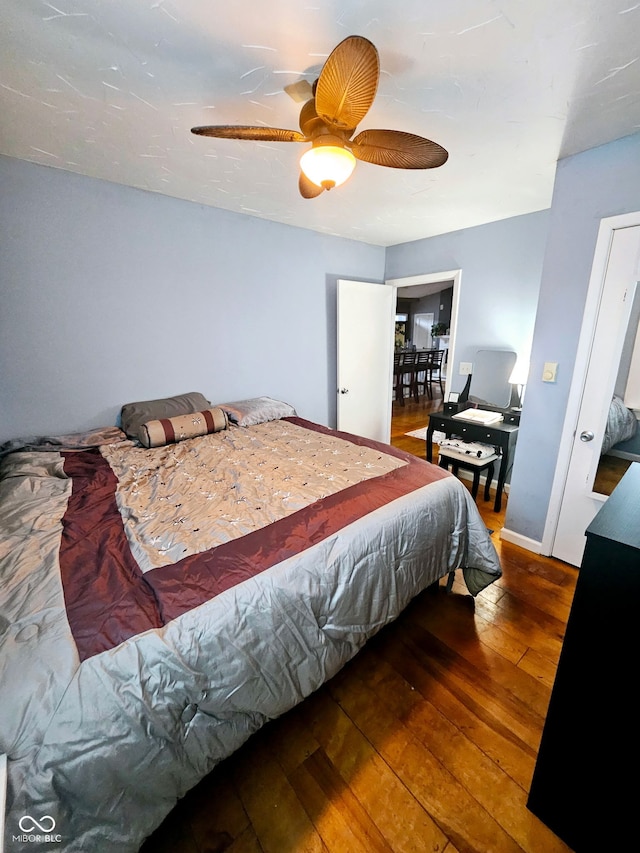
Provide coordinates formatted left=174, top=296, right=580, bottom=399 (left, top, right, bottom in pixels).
left=552, top=225, right=640, bottom=566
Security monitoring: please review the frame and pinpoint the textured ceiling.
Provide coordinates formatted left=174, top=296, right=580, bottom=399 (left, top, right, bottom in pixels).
left=2, top=0, right=639, bottom=246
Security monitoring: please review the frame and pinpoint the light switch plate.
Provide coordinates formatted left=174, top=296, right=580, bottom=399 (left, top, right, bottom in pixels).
left=543, top=362, right=558, bottom=382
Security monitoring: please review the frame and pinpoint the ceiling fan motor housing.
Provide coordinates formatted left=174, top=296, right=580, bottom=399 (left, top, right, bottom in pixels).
left=299, top=99, right=352, bottom=143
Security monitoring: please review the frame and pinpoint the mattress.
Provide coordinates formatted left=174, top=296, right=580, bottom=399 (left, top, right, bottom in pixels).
left=0, top=416, right=501, bottom=852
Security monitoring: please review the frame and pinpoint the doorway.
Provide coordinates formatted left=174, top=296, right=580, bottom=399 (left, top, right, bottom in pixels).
left=387, top=269, right=461, bottom=417
left=335, top=270, right=461, bottom=445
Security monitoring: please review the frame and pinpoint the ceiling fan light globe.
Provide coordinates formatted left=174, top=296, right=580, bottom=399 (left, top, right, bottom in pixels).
left=300, top=145, right=356, bottom=190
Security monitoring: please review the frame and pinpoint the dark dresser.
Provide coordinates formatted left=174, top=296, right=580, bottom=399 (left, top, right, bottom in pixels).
left=527, top=462, right=640, bottom=850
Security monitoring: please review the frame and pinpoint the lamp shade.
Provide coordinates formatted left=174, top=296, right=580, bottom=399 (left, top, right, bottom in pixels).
left=509, top=358, right=530, bottom=408
left=300, top=144, right=356, bottom=190
left=509, top=360, right=530, bottom=386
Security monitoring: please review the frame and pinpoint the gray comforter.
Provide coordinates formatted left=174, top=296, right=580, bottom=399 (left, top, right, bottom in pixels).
left=0, top=419, right=500, bottom=852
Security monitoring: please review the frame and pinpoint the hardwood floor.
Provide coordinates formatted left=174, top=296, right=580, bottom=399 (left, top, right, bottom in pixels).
left=141, top=393, right=577, bottom=853
left=593, top=453, right=632, bottom=495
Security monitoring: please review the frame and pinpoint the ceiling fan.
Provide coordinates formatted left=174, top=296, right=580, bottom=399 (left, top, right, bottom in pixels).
left=191, top=35, right=448, bottom=198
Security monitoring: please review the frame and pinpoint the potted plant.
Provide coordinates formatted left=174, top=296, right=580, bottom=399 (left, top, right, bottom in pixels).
left=432, top=322, right=448, bottom=336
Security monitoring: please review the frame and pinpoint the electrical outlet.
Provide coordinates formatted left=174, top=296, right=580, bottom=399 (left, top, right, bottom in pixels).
left=459, top=362, right=473, bottom=375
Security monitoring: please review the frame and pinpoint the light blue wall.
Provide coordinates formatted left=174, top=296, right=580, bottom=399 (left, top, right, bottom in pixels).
left=4, top=132, right=640, bottom=543
left=0, top=156, right=385, bottom=443
left=385, top=210, right=550, bottom=397
left=505, top=131, right=640, bottom=542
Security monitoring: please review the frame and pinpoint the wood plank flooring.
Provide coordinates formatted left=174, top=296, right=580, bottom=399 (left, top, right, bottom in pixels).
left=141, top=394, right=577, bottom=853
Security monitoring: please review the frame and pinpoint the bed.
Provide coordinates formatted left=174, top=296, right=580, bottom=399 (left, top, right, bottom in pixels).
left=601, top=394, right=639, bottom=457
left=0, top=394, right=501, bottom=852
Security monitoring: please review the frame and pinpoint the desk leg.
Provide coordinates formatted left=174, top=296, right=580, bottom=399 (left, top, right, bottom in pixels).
left=426, top=425, right=434, bottom=462
left=494, top=453, right=507, bottom=512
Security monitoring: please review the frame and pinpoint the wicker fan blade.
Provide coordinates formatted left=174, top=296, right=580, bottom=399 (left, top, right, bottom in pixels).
left=191, top=125, right=306, bottom=143
left=299, top=171, right=325, bottom=198
left=315, top=36, right=379, bottom=131
left=350, top=129, right=448, bottom=169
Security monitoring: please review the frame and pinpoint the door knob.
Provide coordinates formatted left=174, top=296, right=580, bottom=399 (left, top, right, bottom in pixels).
left=339, top=388, right=349, bottom=395
left=580, top=430, right=595, bottom=442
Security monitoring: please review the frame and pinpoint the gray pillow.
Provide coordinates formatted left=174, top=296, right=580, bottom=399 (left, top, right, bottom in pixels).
left=602, top=395, right=638, bottom=454
left=216, top=396, right=296, bottom=427
left=120, top=391, right=210, bottom=439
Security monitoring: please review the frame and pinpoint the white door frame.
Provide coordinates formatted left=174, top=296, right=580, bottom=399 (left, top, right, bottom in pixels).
left=542, top=211, right=640, bottom=555
left=386, top=268, right=462, bottom=407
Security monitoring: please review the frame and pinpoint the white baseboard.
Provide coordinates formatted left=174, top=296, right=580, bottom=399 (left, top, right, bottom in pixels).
left=499, top=527, right=543, bottom=553
left=450, top=472, right=543, bottom=555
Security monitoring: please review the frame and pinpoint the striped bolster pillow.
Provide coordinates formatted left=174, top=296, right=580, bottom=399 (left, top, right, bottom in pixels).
left=139, top=407, right=228, bottom=448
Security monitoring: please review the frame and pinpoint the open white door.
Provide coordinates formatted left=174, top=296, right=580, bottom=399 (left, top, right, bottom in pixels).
left=337, top=279, right=395, bottom=442
left=552, top=224, right=640, bottom=566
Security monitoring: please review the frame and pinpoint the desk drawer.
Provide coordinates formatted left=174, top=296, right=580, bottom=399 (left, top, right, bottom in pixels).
left=452, top=425, right=500, bottom=442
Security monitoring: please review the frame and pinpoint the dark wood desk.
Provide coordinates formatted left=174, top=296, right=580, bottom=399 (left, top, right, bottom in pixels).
left=426, top=410, right=519, bottom=511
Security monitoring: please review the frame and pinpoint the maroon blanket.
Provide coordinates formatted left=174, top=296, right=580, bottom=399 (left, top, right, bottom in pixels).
left=60, top=418, right=449, bottom=661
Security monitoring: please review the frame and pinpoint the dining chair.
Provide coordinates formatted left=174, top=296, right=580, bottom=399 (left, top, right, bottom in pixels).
left=397, top=350, right=418, bottom=404
left=418, top=349, right=445, bottom=399
left=414, top=349, right=433, bottom=398
left=393, top=351, right=405, bottom=403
